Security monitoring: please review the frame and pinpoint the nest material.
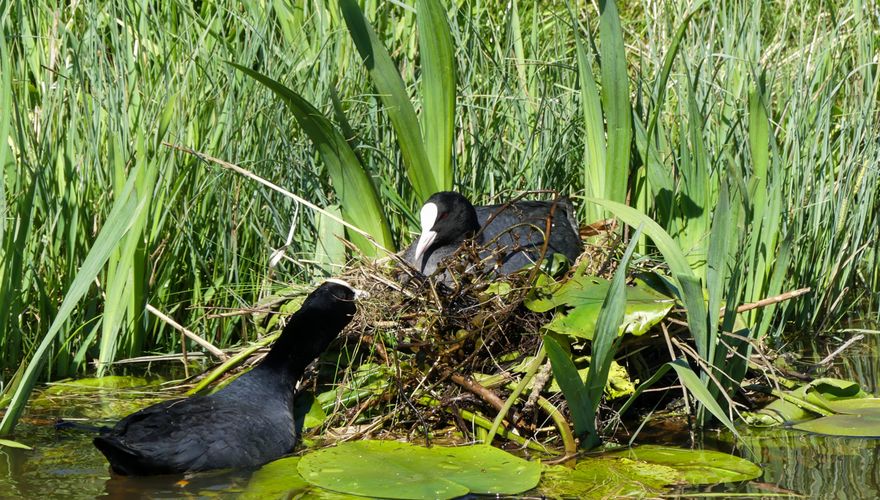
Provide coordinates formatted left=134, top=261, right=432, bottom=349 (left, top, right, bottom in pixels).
left=296, top=237, right=620, bottom=452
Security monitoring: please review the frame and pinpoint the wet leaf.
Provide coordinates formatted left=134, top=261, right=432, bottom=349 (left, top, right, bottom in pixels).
left=243, top=456, right=358, bottom=499
left=526, top=276, right=673, bottom=339
left=607, top=445, right=763, bottom=484
left=746, top=377, right=875, bottom=426
left=539, top=458, right=679, bottom=498
left=297, top=441, right=541, bottom=499
left=792, top=408, right=880, bottom=437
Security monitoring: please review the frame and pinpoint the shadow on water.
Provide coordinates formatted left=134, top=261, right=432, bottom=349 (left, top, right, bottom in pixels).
left=2, top=329, right=880, bottom=498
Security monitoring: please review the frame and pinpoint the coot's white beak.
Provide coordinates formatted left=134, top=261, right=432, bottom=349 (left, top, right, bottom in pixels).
left=324, top=278, right=370, bottom=299
left=414, top=202, right=439, bottom=261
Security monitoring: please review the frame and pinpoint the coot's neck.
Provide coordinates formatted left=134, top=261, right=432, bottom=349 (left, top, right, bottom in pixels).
left=255, top=309, right=340, bottom=386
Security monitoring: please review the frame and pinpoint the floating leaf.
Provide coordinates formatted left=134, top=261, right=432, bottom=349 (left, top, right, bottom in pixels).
left=298, top=441, right=541, bottom=499
left=745, top=377, right=874, bottom=426
left=539, top=458, right=678, bottom=498
left=526, top=276, right=673, bottom=340
left=243, top=457, right=358, bottom=499
left=607, top=445, right=763, bottom=484
left=792, top=408, right=880, bottom=438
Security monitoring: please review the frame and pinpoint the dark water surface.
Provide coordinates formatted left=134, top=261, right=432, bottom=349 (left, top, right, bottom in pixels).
left=1, top=330, right=878, bottom=498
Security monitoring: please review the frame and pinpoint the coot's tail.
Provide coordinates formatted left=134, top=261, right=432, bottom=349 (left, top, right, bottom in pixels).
left=55, top=419, right=112, bottom=433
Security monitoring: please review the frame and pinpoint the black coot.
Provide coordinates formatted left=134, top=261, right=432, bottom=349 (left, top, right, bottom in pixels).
left=93, top=280, right=363, bottom=476
left=402, top=191, right=582, bottom=279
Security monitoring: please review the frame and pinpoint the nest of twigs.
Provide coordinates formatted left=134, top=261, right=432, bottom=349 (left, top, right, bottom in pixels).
left=286, top=235, right=643, bottom=456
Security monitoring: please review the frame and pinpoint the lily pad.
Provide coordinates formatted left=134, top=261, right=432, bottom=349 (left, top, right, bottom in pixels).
left=243, top=456, right=358, bottom=499
left=745, top=377, right=877, bottom=426
left=606, top=445, right=763, bottom=484
left=540, top=458, right=678, bottom=499
left=525, top=276, right=673, bottom=339
left=297, top=441, right=541, bottom=499
left=792, top=408, right=880, bottom=437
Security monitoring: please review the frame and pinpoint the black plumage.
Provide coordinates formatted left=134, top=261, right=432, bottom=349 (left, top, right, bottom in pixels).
left=402, top=191, right=583, bottom=280
left=93, top=280, right=360, bottom=476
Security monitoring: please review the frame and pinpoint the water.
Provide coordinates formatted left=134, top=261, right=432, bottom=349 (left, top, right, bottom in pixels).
left=1, top=332, right=879, bottom=498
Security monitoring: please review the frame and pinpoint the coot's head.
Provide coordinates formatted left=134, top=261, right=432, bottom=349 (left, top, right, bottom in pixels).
left=414, top=191, right=480, bottom=261
left=300, top=279, right=366, bottom=327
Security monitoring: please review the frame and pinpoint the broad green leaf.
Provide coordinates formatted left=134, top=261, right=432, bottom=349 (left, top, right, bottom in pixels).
left=526, top=276, right=673, bottom=339
left=540, top=459, right=677, bottom=499
left=230, top=63, right=394, bottom=256
left=339, top=0, right=439, bottom=201
left=416, top=0, right=455, bottom=191
left=793, top=409, right=880, bottom=438
left=243, top=456, right=359, bottom=499
left=298, top=441, right=541, bottom=499
left=607, top=445, right=762, bottom=484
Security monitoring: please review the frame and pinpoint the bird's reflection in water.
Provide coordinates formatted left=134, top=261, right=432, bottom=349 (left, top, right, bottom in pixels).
left=100, top=467, right=252, bottom=499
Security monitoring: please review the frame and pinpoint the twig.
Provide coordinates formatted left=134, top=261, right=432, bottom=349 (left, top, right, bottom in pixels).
left=146, top=304, right=228, bottom=361
left=817, top=334, right=864, bottom=366
left=444, top=370, right=505, bottom=412
left=733, top=287, right=811, bottom=313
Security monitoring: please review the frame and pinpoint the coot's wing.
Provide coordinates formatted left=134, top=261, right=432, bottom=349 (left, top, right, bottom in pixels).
left=96, top=396, right=291, bottom=474
left=476, top=200, right=582, bottom=271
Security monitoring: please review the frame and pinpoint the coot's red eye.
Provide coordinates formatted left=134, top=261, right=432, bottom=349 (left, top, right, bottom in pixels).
left=438, top=212, right=449, bottom=220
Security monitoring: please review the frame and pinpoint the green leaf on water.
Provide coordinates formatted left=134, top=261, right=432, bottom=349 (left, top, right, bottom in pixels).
left=606, top=445, right=763, bottom=484
left=243, top=456, right=359, bottom=499
left=540, top=459, right=678, bottom=499
left=0, top=438, right=32, bottom=450
left=792, top=408, right=880, bottom=438
left=297, top=441, right=541, bottom=499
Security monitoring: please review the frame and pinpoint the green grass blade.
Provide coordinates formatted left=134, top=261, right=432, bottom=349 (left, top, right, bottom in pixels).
left=568, top=3, right=605, bottom=223
left=668, top=360, right=739, bottom=438
left=582, top=225, right=642, bottom=448
left=231, top=63, right=394, bottom=256
left=707, top=181, right=731, bottom=370
left=645, top=0, right=707, bottom=141
left=416, top=0, right=455, bottom=192
left=339, top=0, right=438, bottom=201
left=598, top=0, right=632, bottom=204
left=0, top=166, right=145, bottom=435
left=544, top=335, right=593, bottom=440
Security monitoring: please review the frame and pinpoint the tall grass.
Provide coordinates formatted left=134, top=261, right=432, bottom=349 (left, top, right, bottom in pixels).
left=0, top=0, right=877, bottom=433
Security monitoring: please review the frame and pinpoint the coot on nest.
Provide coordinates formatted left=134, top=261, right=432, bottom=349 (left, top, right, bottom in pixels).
left=402, top=191, right=582, bottom=280
left=93, top=280, right=363, bottom=475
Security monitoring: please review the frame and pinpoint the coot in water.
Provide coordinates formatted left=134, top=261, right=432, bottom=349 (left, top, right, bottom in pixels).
left=93, top=279, right=363, bottom=475
left=402, top=191, right=582, bottom=280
